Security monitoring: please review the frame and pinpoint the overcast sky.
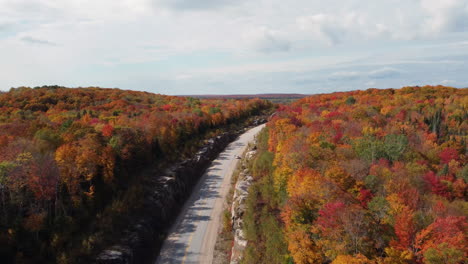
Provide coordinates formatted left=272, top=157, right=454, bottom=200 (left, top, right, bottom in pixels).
left=1, top=0, right=468, bottom=95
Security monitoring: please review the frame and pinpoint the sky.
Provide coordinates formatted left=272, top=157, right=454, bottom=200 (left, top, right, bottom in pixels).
left=1, top=0, right=468, bottom=95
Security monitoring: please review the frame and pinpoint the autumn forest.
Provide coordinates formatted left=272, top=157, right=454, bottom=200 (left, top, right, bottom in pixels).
left=0, top=86, right=271, bottom=263
left=244, top=85, right=467, bottom=264
left=0, top=85, right=466, bottom=264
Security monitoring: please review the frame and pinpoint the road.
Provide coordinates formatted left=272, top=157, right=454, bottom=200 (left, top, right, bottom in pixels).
left=155, top=124, right=265, bottom=264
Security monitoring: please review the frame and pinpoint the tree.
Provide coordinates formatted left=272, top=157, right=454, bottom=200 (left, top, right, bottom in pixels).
left=287, top=228, right=323, bottom=264
left=27, top=153, right=59, bottom=201
left=423, top=242, right=465, bottom=264
left=390, top=207, right=415, bottom=251
left=101, top=124, right=114, bottom=137
left=415, top=216, right=467, bottom=263
left=439, top=147, right=459, bottom=165
left=423, top=171, right=450, bottom=198
left=379, top=247, right=413, bottom=264
left=352, top=136, right=385, bottom=163
left=332, top=254, right=374, bottom=264
left=383, top=134, right=408, bottom=162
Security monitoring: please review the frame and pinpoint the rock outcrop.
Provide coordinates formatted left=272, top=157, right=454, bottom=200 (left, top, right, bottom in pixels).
left=230, top=148, right=257, bottom=264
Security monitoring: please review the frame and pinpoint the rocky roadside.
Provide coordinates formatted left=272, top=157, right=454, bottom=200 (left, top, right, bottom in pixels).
left=229, top=148, right=257, bottom=264
left=212, top=140, right=259, bottom=264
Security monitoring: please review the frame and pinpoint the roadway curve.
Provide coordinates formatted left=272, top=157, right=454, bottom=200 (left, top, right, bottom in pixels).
left=155, top=124, right=265, bottom=264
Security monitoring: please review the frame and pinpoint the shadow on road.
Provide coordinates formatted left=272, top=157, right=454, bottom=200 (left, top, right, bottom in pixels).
left=226, top=142, right=245, bottom=151
left=155, top=126, right=265, bottom=264
left=217, top=154, right=229, bottom=160
left=177, top=214, right=211, bottom=234
left=210, top=161, right=224, bottom=168
left=157, top=240, right=197, bottom=263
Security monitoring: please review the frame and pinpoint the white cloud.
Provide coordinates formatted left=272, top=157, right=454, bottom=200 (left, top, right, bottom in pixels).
left=328, top=67, right=403, bottom=82
left=329, top=71, right=361, bottom=81
left=368, top=67, right=402, bottom=79
left=0, top=23, right=11, bottom=31
left=155, top=0, right=241, bottom=10
left=172, top=55, right=356, bottom=77
left=20, top=36, right=57, bottom=46
left=297, top=14, right=344, bottom=45
left=294, top=0, right=468, bottom=45
left=243, top=27, right=291, bottom=53
left=440, top=79, right=456, bottom=85
left=421, top=0, right=468, bottom=34
left=296, top=11, right=398, bottom=45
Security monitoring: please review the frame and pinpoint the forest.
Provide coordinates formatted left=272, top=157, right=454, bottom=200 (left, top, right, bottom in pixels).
left=244, top=86, right=467, bottom=264
left=0, top=86, right=272, bottom=263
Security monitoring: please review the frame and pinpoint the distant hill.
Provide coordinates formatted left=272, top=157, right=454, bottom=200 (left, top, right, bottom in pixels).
left=183, top=93, right=308, bottom=99
left=183, top=93, right=308, bottom=104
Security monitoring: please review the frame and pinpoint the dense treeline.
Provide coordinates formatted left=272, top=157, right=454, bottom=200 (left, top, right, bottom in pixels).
left=0, top=86, right=272, bottom=263
left=245, top=86, right=467, bottom=264
left=243, top=128, right=291, bottom=263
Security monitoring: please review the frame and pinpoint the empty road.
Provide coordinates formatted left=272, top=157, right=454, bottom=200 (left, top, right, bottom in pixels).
left=155, top=124, right=265, bottom=264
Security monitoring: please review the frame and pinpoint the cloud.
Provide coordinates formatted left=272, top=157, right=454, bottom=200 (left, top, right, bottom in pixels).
left=245, top=27, right=291, bottom=53
left=421, top=0, right=468, bottom=34
left=294, top=0, right=468, bottom=44
left=296, top=11, right=395, bottom=45
left=440, top=79, right=456, bottom=85
left=329, top=71, right=361, bottom=81
left=20, top=36, right=57, bottom=46
left=0, top=23, right=11, bottom=31
left=297, top=14, right=346, bottom=45
left=368, top=67, right=401, bottom=79
left=293, top=78, right=320, bottom=86
left=155, top=0, right=239, bottom=10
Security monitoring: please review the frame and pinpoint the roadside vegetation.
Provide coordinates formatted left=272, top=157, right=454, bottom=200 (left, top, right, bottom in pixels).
left=242, top=128, right=291, bottom=264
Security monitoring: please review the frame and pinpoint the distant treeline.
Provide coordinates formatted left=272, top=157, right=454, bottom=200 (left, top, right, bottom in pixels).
left=184, top=94, right=308, bottom=104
